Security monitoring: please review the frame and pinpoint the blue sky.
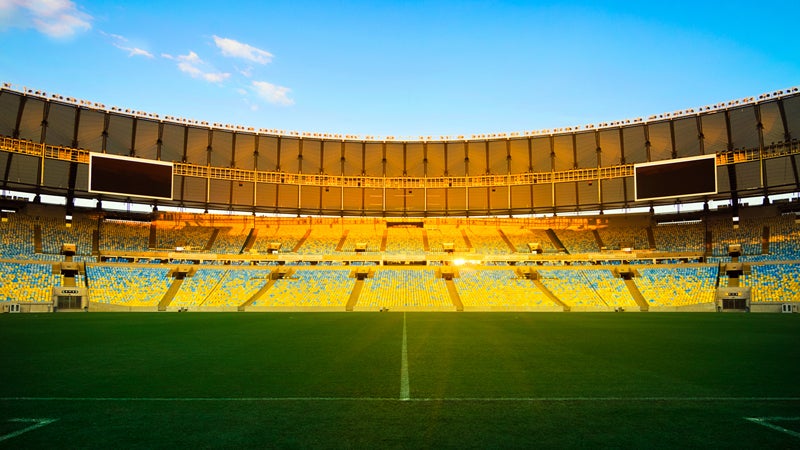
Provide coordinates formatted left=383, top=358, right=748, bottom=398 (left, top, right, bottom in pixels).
left=1, top=0, right=798, bottom=138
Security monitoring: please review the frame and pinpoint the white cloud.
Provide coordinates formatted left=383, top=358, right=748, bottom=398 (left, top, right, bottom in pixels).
left=1, top=0, right=91, bottom=38
left=252, top=80, right=294, bottom=106
left=213, top=35, right=273, bottom=64
left=173, top=51, right=230, bottom=83
left=125, top=47, right=153, bottom=58
left=101, top=31, right=154, bottom=58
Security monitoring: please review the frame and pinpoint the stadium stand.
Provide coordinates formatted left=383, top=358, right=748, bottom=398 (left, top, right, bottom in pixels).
left=252, top=269, right=354, bottom=310
left=0, top=213, right=35, bottom=259
left=86, top=265, right=172, bottom=307
left=209, top=227, right=249, bottom=254
left=462, top=226, right=510, bottom=254
left=0, top=262, right=58, bottom=303
left=455, top=269, right=559, bottom=311
left=203, top=268, right=272, bottom=308
left=355, top=269, right=453, bottom=311
left=99, top=220, right=151, bottom=252
left=652, top=221, right=706, bottom=253
left=634, top=266, right=717, bottom=308
left=385, top=227, right=426, bottom=254
left=170, top=268, right=229, bottom=309
left=250, top=223, right=307, bottom=254
left=539, top=269, right=637, bottom=311
left=598, top=225, right=650, bottom=251
left=501, top=227, right=557, bottom=253
left=740, top=263, right=800, bottom=303
left=555, top=229, right=599, bottom=254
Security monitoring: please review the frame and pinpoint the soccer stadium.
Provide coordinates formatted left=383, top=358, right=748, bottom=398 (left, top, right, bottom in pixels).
left=1, top=82, right=799, bottom=447
left=2, top=2, right=800, bottom=444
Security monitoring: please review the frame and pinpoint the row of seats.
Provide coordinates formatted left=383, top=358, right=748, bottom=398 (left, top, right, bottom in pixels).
left=539, top=269, right=637, bottom=310
left=740, top=263, right=800, bottom=303
left=253, top=269, right=354, bottom=308
left=3, top=211, right=800, bottom=260
left=636, top=266, right=717, bottom=307
left=355, top=269, right=453, bottom=311
left=86, top=265, right=172, bottom=307
left=0, top=262, right=58, bottom=302
left=1, top=261, right=797, bottom=310
left=455, top=269, right=558, bottom=311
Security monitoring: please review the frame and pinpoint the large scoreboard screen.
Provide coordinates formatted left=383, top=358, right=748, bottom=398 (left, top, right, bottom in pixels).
left=89, top=153, right=174, bottom=201
left=634, top=154, right=717, bottom=202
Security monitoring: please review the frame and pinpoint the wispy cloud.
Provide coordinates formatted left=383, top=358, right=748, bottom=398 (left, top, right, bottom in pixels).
left=1, top=0, right=91, bottom=38
left=213, top=35, right=273, bottom=64
left=101, top=31, right=153, bottom=58
left=252, top=80, right=294, bottom=106
left=164, top=51, right=231, bottom=83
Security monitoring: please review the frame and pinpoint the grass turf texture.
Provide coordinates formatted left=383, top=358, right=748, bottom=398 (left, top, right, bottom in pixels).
left=0, top=312, right=798, bottom=448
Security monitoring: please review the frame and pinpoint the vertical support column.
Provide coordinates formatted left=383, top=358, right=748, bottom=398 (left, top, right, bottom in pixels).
left=37, top=102, right=51, bottom=190
left=205, top=128, right=213, bottom=212
left=229, top=132, right=237, bottom=208
left=527, top=136, right=534, bottom=213
left=443, top=141, right=449, bottom=214
left=130, top=117, right=138, bottom=157
left=252, top=135, right=259, bottom=211
left=754, top=104, right=767, bottom=195
left=618, top=128, right=627, bottom=207
left=2, top=96, right=27, bottom=191
left=360, top=141, right=366, bottom=215
left=696, top=116, right=705, bottom=156
left=297, top=138, right=303, bottom=214
left=274, top=136, right=281, bottom=213
left=67, top=107, right=82, bottom=215
left=402, top=142, right=407, bottom=213
left=669, top=119, right=677, bottom=159
left=340, top=140, right=345, bottom=213
left=571, top=133, right=579, bottom=210
left=549, top=135, right=556, bottom=213
left=724, top=110, right=739, bottom=215
left=506, top=139, right=511, bottom=215
left=178, top=125, right=188, bottom=208
left=595, top=130, right=602, bottom=209
left=423, top=141, right=428, bottom=214
left=776, top=99, right=799, bottom=190
left=463, top=141, right=469, bottom=215
left=381, top=141, right=386, bottom=213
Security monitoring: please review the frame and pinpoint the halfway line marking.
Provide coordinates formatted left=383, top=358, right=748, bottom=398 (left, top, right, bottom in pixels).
left=744, top=417, right=800, bottom=439
left=2, top=397, right=799, bottom=403
left=400, top=312, right=410, bottom=401
left=0, top=418, right=59, bottom=442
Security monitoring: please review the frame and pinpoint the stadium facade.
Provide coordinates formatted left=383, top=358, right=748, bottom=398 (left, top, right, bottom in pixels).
left=0, top=84, right=798, bottom=217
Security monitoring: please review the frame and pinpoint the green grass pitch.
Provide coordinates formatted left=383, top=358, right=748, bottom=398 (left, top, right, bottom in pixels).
left=1, top=312, right=799, bottom=448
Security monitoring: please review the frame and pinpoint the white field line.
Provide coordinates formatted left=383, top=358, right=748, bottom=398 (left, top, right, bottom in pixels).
left=1, top=397, right=799, bottom=402
left=0, top=418, right=59, bottom=442
left=400, top=312, right=410, bottom=401
left=744, top=417, right=800, bottom=439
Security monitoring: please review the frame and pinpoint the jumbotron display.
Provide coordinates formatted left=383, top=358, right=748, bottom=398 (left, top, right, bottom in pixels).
left=634, top=155, right=717, bottom=202
left=89, top=153, right=174, bottom=200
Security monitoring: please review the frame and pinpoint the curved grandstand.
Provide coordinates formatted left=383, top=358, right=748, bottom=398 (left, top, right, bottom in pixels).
left=1, top=84, right=799, bottom=313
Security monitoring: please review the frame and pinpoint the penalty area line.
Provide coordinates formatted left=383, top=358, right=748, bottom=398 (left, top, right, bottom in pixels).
left=0, top=418, right=59, bottom=443
left=744, top=417, right=800, bottom=439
